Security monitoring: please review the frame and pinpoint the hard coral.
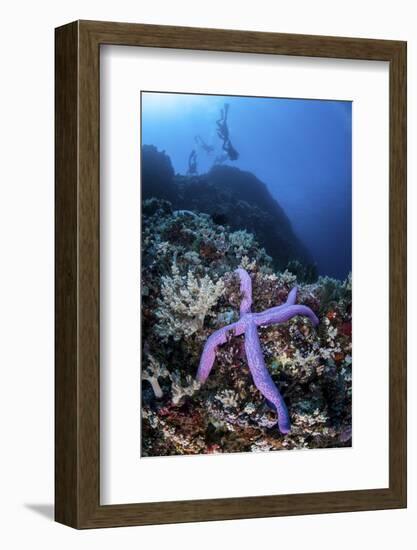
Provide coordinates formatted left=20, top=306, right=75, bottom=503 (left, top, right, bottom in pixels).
left=155, top=261, right=225, bottom=341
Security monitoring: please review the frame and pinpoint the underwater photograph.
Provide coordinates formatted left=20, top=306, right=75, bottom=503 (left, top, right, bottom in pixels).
left=140, top=91, right=352, bottom=457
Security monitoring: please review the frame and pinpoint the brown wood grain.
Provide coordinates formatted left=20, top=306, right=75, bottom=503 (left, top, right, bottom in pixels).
left=55, top=20, right=407, bottom=528
left=55, top=21, right=79, bottom=527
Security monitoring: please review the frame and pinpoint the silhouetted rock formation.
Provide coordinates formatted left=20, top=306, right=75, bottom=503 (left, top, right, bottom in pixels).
left=142, top=145, right=176, bottom=203
left=142, top=146, right=313, bottom=271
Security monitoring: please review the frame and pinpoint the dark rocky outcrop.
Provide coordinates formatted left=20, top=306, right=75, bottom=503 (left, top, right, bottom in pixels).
left=141, top=145, right=176, bottom=203
left=142, top=145, right=313, bottom=272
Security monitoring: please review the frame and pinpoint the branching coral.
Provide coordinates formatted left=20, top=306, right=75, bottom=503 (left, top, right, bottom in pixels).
left=214, top=390, right=240, bottom=409
left=170, top=372, right=201, bottom=405
left=142, top=355, right=169, bottom=398
left=229, top=230, right=255, bottom=256
left=155, top=261, right=225, bottom=341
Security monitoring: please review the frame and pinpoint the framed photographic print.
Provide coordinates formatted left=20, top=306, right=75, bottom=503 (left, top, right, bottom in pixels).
left=55, top=20, right=407, bottom=528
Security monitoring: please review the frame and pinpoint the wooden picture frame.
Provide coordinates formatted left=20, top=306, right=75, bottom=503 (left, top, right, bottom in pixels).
left=55, top=20, right=407, bottom=528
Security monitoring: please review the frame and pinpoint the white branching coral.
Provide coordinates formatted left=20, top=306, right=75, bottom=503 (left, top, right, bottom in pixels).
left=214, top=390, right=240, bottom=409
left=155, top=262, right=225, bottom=341
left=155, top=241, right=171, bottom=256
left=142, top=355, right=169, bottom=398
left=277, top=269, right=297, bottom=286
left=229, top=230, right=255, bottom=257
left=323, top=317, right=339, bottom=347
left=292, top=409, right=329, bottom=431
left=239, top=255, right=257, bottom=272
left=272, top=348, right=320, bottom=379
left=170, top=372, right=201, bottom=405
left=251, top=440, right=274, bottom=453
left=345, top=272, right=352, bottom=291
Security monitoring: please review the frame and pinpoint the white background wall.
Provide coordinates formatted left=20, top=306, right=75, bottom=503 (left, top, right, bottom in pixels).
left=0, top=0, right=415, bottom=548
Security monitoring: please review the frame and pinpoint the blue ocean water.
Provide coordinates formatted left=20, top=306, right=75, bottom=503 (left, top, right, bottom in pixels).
left=141, top=92, right=352, bottom=280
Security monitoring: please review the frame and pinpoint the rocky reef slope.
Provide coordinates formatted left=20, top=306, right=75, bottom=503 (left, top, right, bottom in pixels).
left=142, top=145, right=314, bottom=274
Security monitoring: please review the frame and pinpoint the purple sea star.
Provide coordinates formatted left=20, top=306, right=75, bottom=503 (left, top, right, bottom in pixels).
left=196, top=268, right=319, bottom=434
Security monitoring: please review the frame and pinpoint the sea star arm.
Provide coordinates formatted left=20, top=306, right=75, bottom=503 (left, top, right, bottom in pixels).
left=196, top=321, right=242, bottom=383
left=286, top=286, right=298, bottom=305
left=236, top=268, right=252, bottom=314
left=244, top=322, right=291, bottom=434
left=248, top=286, right=298, bottom=325
left=255, top=303, right=319, bottom=328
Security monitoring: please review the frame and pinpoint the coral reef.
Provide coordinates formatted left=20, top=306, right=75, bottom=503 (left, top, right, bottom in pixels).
left=156, top=260, right=225, bottom=341
left=141, top=146, right=314, bottom=272
left=141, top=145, right=176, bottom=203
left=197, top=268, right=319, bottom=434
left=141, top=199, right=352, bottom=456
